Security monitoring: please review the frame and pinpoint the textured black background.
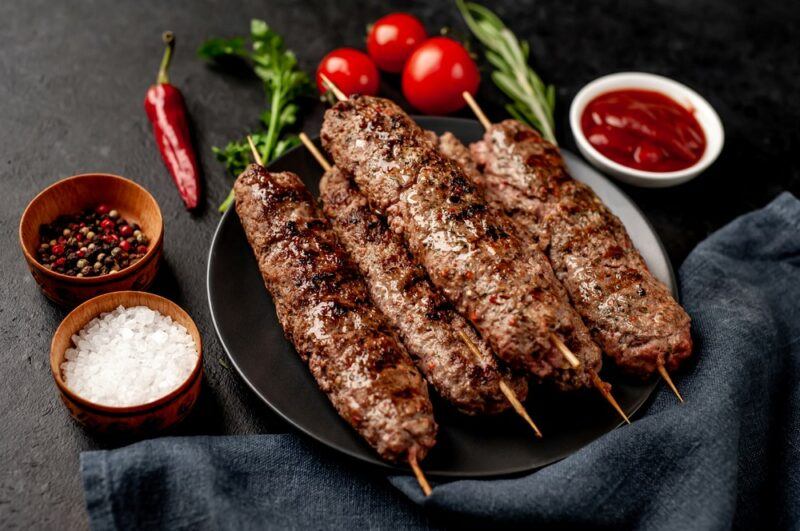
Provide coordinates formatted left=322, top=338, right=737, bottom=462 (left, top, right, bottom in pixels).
left=1, top=0, right=798, bottom=528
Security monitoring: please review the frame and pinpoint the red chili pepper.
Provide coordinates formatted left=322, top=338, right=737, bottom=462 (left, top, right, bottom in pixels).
left=144, top=31, right=201, bottom=210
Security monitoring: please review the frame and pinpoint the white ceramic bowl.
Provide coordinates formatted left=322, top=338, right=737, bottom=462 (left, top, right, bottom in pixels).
left=569, top=72, right=724, bottom=187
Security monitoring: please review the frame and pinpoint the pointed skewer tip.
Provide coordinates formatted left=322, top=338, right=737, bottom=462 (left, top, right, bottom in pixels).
left=590, top=371, right=630, bottom=425
left=408, top=452, right=432, bottom=497
left=657, top=364, right=684, bottom=403
left=499, top=380, right=543, bottom=438
left=458, top=331, right=542, bottom=438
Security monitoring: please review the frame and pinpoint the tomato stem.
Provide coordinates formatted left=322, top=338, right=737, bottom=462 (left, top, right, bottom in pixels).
left=157, top=31, right=175, bottom=85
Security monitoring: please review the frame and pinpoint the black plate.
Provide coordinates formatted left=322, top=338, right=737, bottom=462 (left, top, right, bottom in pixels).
left=207, top=117, right=675, bottom=478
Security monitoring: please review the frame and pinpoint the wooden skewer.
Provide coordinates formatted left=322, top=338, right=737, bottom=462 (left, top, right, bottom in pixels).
left=319, top=73, right=347, bottom=102
left=658, top=364, right=684, bottom=403
left=590, top=370, right=630, bottom=425
left=299, top=133, right=332, bottom=172
left=247, top=135, right=263, bottom=166
left=462, top=91, right=492, bottom=131
left=550, top=334, right=581, bottom=368
left=499, top=381, right=543, bottom=439
left=408, top=451, right=432, bottom=496
left=457, top=330, right=543, bottom=438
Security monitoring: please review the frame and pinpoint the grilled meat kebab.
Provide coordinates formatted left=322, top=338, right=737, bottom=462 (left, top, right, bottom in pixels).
left=234, top=164, right=437, bottom=461
left=461, top=121, right=692, bottom=376
left=320, top=166, right=528, bottom=414
left=321, top=95, right=601, bottom=390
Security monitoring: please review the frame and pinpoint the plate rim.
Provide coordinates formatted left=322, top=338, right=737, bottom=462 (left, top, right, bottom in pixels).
left=206, top=116, right=673, bottom=478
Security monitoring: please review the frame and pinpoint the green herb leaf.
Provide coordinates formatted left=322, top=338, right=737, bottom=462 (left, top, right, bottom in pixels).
left=197, top=37, right=247, bottom=60
left=200, top=19, right=312, bottom=212
left=456, top=0, right=557, bottom=144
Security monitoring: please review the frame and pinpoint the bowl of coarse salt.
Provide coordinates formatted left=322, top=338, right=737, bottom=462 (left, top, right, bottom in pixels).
left=50, top=291, right=203, bottom=433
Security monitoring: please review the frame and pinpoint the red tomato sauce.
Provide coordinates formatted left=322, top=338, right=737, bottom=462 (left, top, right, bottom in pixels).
left=581, top=89, right=706, bottom=172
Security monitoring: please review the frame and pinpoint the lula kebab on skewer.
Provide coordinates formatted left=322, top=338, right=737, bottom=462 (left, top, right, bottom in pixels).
left=299, top=132, right=541, bottom=436
left=460, top=91, right=688, bottom=402
left=236, top=135, right=436, bottom=496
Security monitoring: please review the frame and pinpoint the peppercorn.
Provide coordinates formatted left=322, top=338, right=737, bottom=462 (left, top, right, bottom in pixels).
left=35, top=205, right=150, bottom=278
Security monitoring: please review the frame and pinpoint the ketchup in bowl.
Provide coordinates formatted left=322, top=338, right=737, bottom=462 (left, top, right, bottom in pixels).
left=580, top=89, right=706, bottom=172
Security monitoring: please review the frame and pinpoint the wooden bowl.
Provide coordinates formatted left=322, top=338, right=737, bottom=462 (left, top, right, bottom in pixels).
left=50, top=291, right=203, bottom=434
left=19, top=173, right=164, bottom=307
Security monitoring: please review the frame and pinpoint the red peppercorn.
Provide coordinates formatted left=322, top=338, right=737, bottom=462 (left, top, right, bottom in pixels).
left=76, top=250, right=85, bottom=258
left=75, top=233, right=83, bottom=242
left=104, top=234, right=120, bottom=244
left=119, top=225, right=133, bottom=237
left=119, top=240, right=131, bottom=252
left=137, top=245, right=148, bottom=254
left=100, top=219, right=115, bottom=230
left=96, top=204, right=109, bottom=215
left=54, top=257, right=66, bottom=267
left=51, top=244, right=65, bottom=256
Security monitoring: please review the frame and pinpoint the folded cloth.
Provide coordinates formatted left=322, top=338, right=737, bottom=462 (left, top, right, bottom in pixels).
left=81, top=193, right=800, bottom=530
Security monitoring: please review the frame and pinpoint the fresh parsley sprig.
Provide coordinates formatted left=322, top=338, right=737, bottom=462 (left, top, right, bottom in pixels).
left=456, top=1, right=557, bottom=144
left=199, top=19, right=311, bottom=212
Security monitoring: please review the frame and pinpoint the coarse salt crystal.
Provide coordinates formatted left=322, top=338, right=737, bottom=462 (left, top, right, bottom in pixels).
left=61, top=305, right=198, bottom=407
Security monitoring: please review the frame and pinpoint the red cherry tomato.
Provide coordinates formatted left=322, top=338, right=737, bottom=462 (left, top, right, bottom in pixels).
left=367, top=13, right=427, bottom=73
left=316, top=48, right=380, bottom=97
left=401, top=37, right=480, bottom=115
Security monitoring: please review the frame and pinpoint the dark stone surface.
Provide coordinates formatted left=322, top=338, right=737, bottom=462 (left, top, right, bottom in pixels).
left=0, top=0, right=797, bottom=528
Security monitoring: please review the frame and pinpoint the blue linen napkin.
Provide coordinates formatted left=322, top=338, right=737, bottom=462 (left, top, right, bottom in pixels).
left=81, top=192, right=800, bottom=530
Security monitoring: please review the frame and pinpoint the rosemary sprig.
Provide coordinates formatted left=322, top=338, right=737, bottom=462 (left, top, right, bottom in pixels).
left=456, top=0, right=557, bottom=144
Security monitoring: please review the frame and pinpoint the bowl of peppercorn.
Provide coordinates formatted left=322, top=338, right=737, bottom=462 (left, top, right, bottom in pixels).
left=19, top=173, right=164, bottom=307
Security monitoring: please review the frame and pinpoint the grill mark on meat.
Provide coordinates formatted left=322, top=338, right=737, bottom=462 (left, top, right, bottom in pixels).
left=465, top=120, right=692, bottom=376
left=234, top=165, right=436, bottom=460
left=320, top=166, right=527, bottom=413
left=322, top=96, right=602, bottom=389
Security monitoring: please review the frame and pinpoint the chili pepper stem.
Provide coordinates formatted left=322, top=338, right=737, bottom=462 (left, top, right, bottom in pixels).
left=157, top=31, right=175, bottom=85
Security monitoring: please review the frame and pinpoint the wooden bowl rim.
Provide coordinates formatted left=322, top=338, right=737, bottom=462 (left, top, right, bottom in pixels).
left=19, top=173, right=164, bottom=285
left=50, top=290, right=204, bottom=414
